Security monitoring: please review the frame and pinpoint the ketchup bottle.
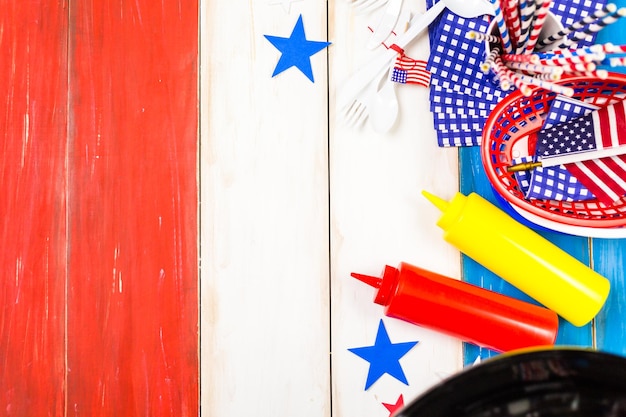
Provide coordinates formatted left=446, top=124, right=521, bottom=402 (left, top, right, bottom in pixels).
left=353, top=262, right=559, bottom=353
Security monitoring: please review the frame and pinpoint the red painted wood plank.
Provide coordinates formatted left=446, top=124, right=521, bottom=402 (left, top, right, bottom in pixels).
left=67, top=1, right=198, bottom=415
left=0, top=1, right=68, bottom=415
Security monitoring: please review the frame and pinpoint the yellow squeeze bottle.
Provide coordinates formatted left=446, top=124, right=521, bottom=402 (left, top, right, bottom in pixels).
left=422, top=190, right=610, bottom=327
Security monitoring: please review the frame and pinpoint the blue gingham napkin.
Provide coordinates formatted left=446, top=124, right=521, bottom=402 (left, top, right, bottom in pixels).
left=425, top=0, right=607, bottom=147
left=513, top=156, right=594, bottom=201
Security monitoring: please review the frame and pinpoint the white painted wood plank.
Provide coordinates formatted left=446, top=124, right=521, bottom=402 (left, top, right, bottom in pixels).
left=329, top=1, right=464, bottom=415
left=200, top=1, right=331, bottom=416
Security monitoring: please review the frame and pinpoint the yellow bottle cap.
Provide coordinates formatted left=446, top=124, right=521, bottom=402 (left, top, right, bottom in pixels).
left=422, top=190, right=467, bottom=230
left=421, top=190, right=449, bottom=212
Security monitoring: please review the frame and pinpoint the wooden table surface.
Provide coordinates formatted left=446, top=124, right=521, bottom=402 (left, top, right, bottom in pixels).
left=1, top=0, right=625, bottom=416
left=203, top=1, right=626, bottom=416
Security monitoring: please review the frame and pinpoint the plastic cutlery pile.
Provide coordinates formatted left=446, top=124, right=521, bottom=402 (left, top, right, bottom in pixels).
left=367, top=0, right=403, bottom=49
left=340, top=0, right=607, bottom=144
left=345, top=0, right=390, bottom=15
left=338, top=0, right=496, bottom=133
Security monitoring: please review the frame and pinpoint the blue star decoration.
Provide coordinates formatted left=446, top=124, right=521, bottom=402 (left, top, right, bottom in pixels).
left=348, top=319, right=419, bottom=390
left=263, top=14, right=331, bottom=82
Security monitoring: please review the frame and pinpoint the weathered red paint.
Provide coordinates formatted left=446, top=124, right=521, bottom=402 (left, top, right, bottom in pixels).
left=0, top=1, right=68, bottom=415
left=0, top=0, right=198, bottom=415
left=67, top=1, right=198, bottom=415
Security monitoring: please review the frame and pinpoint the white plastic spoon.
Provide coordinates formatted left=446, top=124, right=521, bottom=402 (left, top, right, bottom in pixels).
left=368, top=9, right=411, bottom=133
left=369, top=68, right=400, bottom=133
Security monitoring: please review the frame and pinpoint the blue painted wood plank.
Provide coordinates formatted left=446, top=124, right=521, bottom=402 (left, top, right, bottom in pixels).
left=459, top=147, right=593, bottom=366
left=591, top=240, right=626, bottom=355
left=591, top=0, right=626, bottom=358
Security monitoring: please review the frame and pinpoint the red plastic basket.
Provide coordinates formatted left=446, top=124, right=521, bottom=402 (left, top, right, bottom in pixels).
left=481, top=74, right=626, bottom=228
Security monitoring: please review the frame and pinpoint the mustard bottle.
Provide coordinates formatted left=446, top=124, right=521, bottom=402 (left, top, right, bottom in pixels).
left=422, top=190, right=610, bottom=327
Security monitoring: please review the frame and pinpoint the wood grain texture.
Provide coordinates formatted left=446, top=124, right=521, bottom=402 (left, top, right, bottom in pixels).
left=67, top=1, right=198, bottom=415
left=200, top=1, right=331, bottom=416
left=592, top=239, right=626, bottom=354
left=329, top=2, right=462, bottom=416
left=0, top=1, right=68, bottom=415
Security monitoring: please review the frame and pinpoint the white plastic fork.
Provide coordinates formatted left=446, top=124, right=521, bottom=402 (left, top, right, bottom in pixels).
left=341, top=66, right=389, bottom=128
left=337, top=0, right=494, bottom=111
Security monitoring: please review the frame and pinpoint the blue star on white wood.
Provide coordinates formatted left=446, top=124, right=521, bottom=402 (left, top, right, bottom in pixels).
left=264, top=14, right=331, bottom=82
left=348, top=319, right=419, bottom=390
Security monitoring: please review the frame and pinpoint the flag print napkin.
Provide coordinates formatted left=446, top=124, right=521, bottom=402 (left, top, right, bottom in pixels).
left=425, top=0, right=608, bottom=147
left=513, top=95, right=595, bottom=201
left=535, top=97, right=626, bottom=204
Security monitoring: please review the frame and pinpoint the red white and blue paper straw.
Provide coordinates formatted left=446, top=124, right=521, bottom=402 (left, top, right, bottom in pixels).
left=517, top=73, right=575, bottom=95
left=516, top=0, right=536, bottom=52
left=490, top=55, right=514, bottom=90
left=535, top=3, right=618, bottom=50
left=504, top=60, right=564, bottom=78
left=524, top=0, right=553, bottom=53
left=481, top=47, right=502, bottom=73
left=468, top=30, right=501, bottom=44
left=503, top=0, right=522, bottom=48
left=491, top=0, right=514, bottom=54
left=555, top=7, right=626, bottom=50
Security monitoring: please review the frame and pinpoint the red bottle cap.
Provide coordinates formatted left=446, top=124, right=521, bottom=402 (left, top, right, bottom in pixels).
left=351, top=265, right=400, bottom=306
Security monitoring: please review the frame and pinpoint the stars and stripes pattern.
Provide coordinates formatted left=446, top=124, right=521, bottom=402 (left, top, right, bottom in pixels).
left=390, top=54, right=431, bottom=87
left=513, top=156, right=593, bottom=201
left=537, top=100, right=626, bottom=167
left=535, top=98, right=626, bottom=204
left=565, top=155, right=626, bottom=205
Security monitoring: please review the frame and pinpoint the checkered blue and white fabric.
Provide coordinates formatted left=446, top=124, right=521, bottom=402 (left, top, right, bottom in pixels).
left=425, top=0, right=607, bottom=147
left=512, top=156, right=593, bottom=201
left=542, top=95, right=599, bottom=129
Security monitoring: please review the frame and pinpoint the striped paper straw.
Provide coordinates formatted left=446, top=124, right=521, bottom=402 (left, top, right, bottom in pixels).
left=481, top=47, right=502, bottom=73
left=571, top=43, right=616, bottom=54
left=533, top=72, right=562, bottom=81
left=524, top=0, right=553, bottom=53
left=533, top=44, right=609, bottom=61
left=568, top=69, right=609, bottom=79
left=534, top=3, right=617, bottom=50
left=555, top=8, right=626, bottom=50
left=502, top=53, right=539, bottom=63
left=490, top=56, right=513, bottom=90
left=505, top=71, right=533, bottom=96
left=467, top=30, right=500, bottom=44
left=537, top=54, right=604, bottom=65
left=490, top=0, right=513, bottom=53
left=609, top=44, right=626, bottom=52
left=518, top=73, right=575, bottom=96
left=504, top=60, right=564, bottom=78
left=516, top=0, right=536, bottom=52
left=494, top=56, right=532, bottom=95
left=503, top=0, right=522, bottom=47
left=608, top=57, right=626, bottom=66
left=537, top=62, right=596, bottom=73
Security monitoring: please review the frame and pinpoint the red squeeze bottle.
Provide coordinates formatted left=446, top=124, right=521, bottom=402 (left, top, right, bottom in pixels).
left=353, top=262, right=559, bottom=352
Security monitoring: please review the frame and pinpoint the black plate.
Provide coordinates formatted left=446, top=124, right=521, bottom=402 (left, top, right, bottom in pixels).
left=396, top=348, right=626, bottom=417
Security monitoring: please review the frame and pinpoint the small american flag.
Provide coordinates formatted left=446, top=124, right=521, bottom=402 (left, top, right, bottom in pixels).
left=536, top=98, right=626, bottom=204
left=390, top=54, right=431, bottom=87
left=537, top=100, right=626, bottom=167
left=564, top=155, right=626, bottom=205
